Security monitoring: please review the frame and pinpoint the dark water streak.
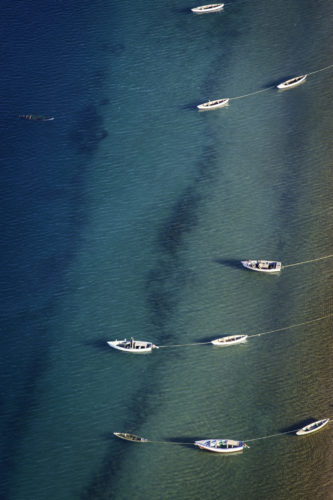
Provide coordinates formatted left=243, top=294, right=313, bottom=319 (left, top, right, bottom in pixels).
left=78, top=142, right=223, bottom=499
left=146, top=145, right=221, bottom=336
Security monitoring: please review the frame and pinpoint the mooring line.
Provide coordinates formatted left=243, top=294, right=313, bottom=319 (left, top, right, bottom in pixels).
left=308, top=63, right=333, bottom=76
left=157, top=314, right=331, bottom=348
left=158, top=341, right=210, bottom=349
left=245, top=429, right=298, bottom=443
left=146, top=439, right=193, bottom=446
left=283, top=254, right=333, bottom=268
left=230, top=86, right=275, bottom=101
left=248, top=314, right=332, bottom=339
left=226, top=62, right=333, bottom=101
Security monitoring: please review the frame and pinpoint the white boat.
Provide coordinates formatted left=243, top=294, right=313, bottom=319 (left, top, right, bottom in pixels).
left=194, top=438, right=249, bottom=453
left=191, top=3, right=224, bottom=13
left=296, top=418, right=329, bottom=436
left=241, top=260, right=282, bottom=273
left=107, top=338, right=159, bottom=353
left=277, top=75, right=307, bottom=90
left=197, top=98, right=229, bottom=110
left=211, top=335, right=248, bottom=346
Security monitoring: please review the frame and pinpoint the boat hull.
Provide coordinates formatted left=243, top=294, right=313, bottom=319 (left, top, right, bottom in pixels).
left=195, top=439, right=246, bottom=453
left=241, top=260, right=282, bottom=273
left=277, top=75, right=307, bottom=89
left=296, top=418, right=329, bottom=436
left=211, top=335, right=248, bottom=346
left=197, top=98, right=229, bottom=110
left=107, top=339, right=158, bottom=353
left=191, top=3, right=224, bottom=13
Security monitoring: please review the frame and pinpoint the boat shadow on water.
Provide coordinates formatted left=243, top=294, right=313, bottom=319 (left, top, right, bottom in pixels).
left=214, top=258, right=242, bottom=270
left=181, top=102, right=202, bottom=111
left=175, top=7, right=194, bottom=14
left=197, top=335, right=220, bottom=343
left=266, top=77, right=299, bottom=89
left=279, top=418, right=318, bottom=434
left=85, top=339, right=112, bottom=351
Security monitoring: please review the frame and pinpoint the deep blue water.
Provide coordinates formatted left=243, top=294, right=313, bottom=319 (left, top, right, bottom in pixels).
left=1, top=1, right=332, bottom=499
left=0, top=2, right=114, bottom=496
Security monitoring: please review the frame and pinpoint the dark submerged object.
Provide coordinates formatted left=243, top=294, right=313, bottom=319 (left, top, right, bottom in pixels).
left=19, top=114, right=54, bottom=121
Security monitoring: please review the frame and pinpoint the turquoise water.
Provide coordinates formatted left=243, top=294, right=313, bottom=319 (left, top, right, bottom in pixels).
left=1, top=0, right=332, bottom=499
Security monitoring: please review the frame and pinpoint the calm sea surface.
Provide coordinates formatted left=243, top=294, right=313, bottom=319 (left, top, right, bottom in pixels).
left=0, top=1, right=332, bottom=499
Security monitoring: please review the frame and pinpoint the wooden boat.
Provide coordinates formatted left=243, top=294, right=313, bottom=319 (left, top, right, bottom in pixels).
left=241, top=260, right=282, bottom=273
left=277, top=75, right=307, bottom=90
left=114, top=432, right=148, bottom=442
left=19, top=114, right=54, bottom=121
left=211, top=335, right=248, bottom=346
left=191, top=3, right=224, bottom=13
left=296, top=418, right=329, bottom=436
left=197, top=98, right=229, bottom=110
left=194, top=438, right=249, bottom=453
left=107, top=337, right=159, bottom=353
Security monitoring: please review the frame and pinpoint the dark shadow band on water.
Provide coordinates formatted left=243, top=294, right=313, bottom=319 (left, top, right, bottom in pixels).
left=81, top=137, right=227, bottom=499
left=82, top=366, right=166, bottom=500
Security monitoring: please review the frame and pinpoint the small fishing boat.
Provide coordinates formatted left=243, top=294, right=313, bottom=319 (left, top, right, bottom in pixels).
left=107, top=337, right=159, bottom=353
left=197, top=98, right=229, bottom=110
left=19, top=114, right=54, bottom=121
left=241, top=260, right=282, bottom=273
left=277, top=75, right=307, bottom=90
left=191, top=3, right=224, bottom=13
left=296, top=418, right=329, bottom=436
left=211, top=335, right=248, bottom=346
left=114, top=432, right=148, bottom=442
left=194, top=438, right=249, bottom=453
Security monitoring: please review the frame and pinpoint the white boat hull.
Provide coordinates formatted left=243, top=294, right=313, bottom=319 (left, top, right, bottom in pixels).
left=277, top=75, right=307, bottom=89
left=107, top=339, right=158, bottom=353
left=211, top=335, right=248, bottom=346
left=195, top=439, right=246, bottom=453
left=197, top=98, right=229, bottom=110
left=296, top=418, right=329, bottom=436
left=191, top=3, right=224, bottom=13
left=241, top=260, right=282, bottom=273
